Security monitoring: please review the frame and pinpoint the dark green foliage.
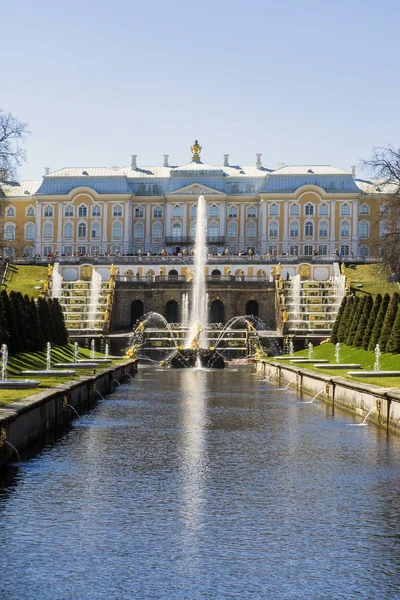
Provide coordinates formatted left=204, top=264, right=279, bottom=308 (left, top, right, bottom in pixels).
left=337, top=296, right=355, bottom=343
left=354, top=295, right=373, bottom=348
left=368, top=293, right=390, bottom=351
left=330, top=296, right=347, bottom=344
left=346, top=296, right=365, bottom=346
left=52, top=298, right=69, bottom=345
left=379, top=292, right=400, bottom=352
left=362, top=294, right=382, bottom=350
left=387, top=305, right=400, bottom=353
left=27, top=296, right=45, bottom=351
left=2, top=290, right=23, bottom=354
left=37, top=297, right=51, bottom=344
left=345, top=296, right=361, bottom=346
left=0, top=294, right=10, bottom=347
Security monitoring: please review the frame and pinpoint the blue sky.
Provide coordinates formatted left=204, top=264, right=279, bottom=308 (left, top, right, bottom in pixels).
left=2, top=0, right=399, bottom=179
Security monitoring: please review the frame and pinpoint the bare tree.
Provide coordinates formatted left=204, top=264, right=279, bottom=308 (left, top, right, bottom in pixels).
left=362, top=145, right=400, bottom=277
left=0, top=109, right=30, bottom=187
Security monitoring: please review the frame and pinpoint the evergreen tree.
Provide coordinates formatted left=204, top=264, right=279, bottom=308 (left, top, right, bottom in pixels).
left=378, top=292, right=400, bottom=352
left=387, top=305, right=400, bottom=353
left=337, top=296, right=354, bottom=343
left=2, top=290, right=23, bottom=354
left=0, top=294, right=10, bottom=347
left=362, top=294, right=382, bottom=350
left=354, top=295, right=373, bottom=348
left=345, top=296, right=361, bottom=346
left=37, top=297, right=51, bottom=343
left=27, top=296, right=45, bottom=351
left=53, top=298, right=68, bottom=345
left=368, top=293, right=390, bottom=351
left=330, top=296, right=347, bottom=344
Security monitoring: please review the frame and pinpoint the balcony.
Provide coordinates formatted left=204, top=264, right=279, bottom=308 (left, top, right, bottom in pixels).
left=164, top=236, right=226, bottom=245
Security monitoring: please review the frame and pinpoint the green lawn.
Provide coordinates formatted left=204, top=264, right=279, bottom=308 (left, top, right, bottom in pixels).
left=273, top=343, right=400, bottom=388
left=5, top=265, right=48, bottom=298
left=0, top=344, right=125, bottom=407
left=345, top=263, right=398, bottom=297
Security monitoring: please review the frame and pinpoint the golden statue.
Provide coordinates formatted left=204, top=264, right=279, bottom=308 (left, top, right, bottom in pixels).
left=109, top=264, right=118, bottom=277
left=341, top=263, right=346, bottom=275
left=47, top=264, right=53, bottom=277
left=280, top=293, right=285, bottom=305
left=191, top=325, right=203, bottom=350
left=191, top=140, right=202, bottom=161
left=282, top=310, right=289, bottom=323
left=104, top=309, right=110, bottom=323
left=276, top=262, right=282, bottom=277
left=125, top=345, right=139, bottom=360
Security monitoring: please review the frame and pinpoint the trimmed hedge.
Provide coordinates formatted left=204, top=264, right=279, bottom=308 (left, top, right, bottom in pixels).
left=353, top=295, right=373, bottom=348
left=362, top=294, right=382, bottom=350
left=378, top=292, right=400, bottom=352
left=330, top=296, right=347, bottom=344
left=368, top=293, right=390, bottom=351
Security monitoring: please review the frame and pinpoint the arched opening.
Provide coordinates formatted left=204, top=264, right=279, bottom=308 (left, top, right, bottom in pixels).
left=165, top=300, right=179, bottom=323
left=168, top=269, right=179, bottom=281
left=211, top=269, right=221, bottom=280
left=210, top=299, right=225, bottom=324
left=245, top=300, right=259, bottom=317
left=130, top=300, right=144, bottom=328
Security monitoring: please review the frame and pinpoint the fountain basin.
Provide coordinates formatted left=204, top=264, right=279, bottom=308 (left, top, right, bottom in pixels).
left=273, top=357, right=296, bottom=361
left=20, top=370, right=76, bottom=377
left=53, top=363, right=98, bottom=369
left=347, top=371, right=400, bottom=377
left=0, top=380, right=40, bottom=389
left=77, top=358, right=112, bottom=364
left=290, top=359, right=329, bottom=364
left=314, top=364, right=362, bottom=369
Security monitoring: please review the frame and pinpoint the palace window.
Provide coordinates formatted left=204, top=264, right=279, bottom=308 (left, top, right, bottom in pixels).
left=112, top=222, right=122, bottom=238
left=269, top=204, right=279, bottom=216
left=379, top=220, right=390, bottom=237
left=228, top=205, right=237, bottom=218
left=359, top=221, right=369, bottom=238
left=4, top=222, right=16, bottom=241
left=304, top=245, right=314, bottom=256
left=172, top=222, right=181, bottom=240
left=44, top=205, right=53, bottom=218
left=318, top=245, right=328, bottom=255
left=190, top=205, right=197, bottom=217
left=152, top=222, right=162, bottom=240
left=78, top=205, right=87, bottom=217
left=359, top=203, right=370, bottom=215
left=227, top=221, right=238, bottom=238
left=91, top=223, right=101, bottom=239
left=190, top=220, right=197, bottom=238
left=78, top=222, right=87, bottom=237
left=340, top=203, right=350, bottom=216
left=209, top=222, right=219, bottom=238
left=172, top=205, right=181, bottom=218
left=135, top=207, right=144, bottom=218
left=380, top=204, right=390, bottom=215
left=134, top=222, right=144, bottom=239
left=340, top=245, right=350, bottom=256
left=209, top=205, right=219, bottom=217
left=359, top=245, right=369, bottom=257
left=318, top=221, right=328, bottom=237
left=26, top=206, right=35, bottom=217
left=43, top=222, right=53, bottom=238
left=64, top=223, right=73, bottom=238
left=247, top=205, right=257, bottom=218
left=113, top=205, right=122, bottom=217
left=289, top=221, right=299, bottom=237
left=340, top=221, right=350, bottom=237
left=77, top=246, right=87, bottom=255
left=24, top=246, right=35, bottom=258
left=153, top=206, right=163, bottom=219
left=269, top=221, right=278, bottom=237
left=63, top=246, right=73, bottom=256
left=319, top=204, right=329, bottom=216
left=25, top=222, right=35, bottom=241
left=91, top=246, right=101, bottom=256
left=289, top=204, right=299, bottom=216
left=6, top=206, right=15, bottom=217
left=64, top=205, right=74, bottom=217
left=305, top=203, right=314, bottom=216
left=304, top=221, right=314, bottom=236
left=246, top=222, right=256, bottom=239
left=43, top=246, right=53, bottom=256
left=92, top=205, right=101, bottom=217
left=289, top=245, right=299, bottom=255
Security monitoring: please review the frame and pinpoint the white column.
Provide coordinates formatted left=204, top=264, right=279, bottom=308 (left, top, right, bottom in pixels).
left=35, top=202, right=42, bottom=255
left=57, top=202, right=63, bottom=254
left=352, top=200, right=359, bottom=253
left=145, top=203, right=151, bottom=251
left=182, top=203, right=187, bottom=237
left=123, top=200, right=131, bottom=253
left=239, top=203, right=245, bottom=250
left=102, top=201, right=108, bottom=253
left=282, top=201, right=289, bottom=252
left=219, top=201, right=226, bottom=237
left=165, top=202, right=172, bottom=238
left=330, top=201, right=336, bottom=253
left=259, top=199, right=267, bottom=253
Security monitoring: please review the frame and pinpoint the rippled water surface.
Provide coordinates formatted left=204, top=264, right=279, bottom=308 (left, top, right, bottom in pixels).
left=1, top=366, right=400, bottom=599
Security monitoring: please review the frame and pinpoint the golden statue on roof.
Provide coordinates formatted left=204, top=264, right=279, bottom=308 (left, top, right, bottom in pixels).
left=191, top=140, right=202, bottom=161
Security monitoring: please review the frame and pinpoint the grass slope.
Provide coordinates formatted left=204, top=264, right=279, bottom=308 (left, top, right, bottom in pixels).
left=5, top=265, right=48, bottom=298
left=345, top=263, right=398, bottom=297
left=273, top=343, right=400, bottom=388
left=0, top=344, right=124, bottom=407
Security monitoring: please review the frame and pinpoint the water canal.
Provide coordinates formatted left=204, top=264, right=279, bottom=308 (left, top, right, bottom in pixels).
left=0, top=366, right=399, bottom=599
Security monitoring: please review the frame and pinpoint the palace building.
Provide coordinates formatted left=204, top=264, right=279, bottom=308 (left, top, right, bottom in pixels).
left=1, top=141, right=385, bottom=259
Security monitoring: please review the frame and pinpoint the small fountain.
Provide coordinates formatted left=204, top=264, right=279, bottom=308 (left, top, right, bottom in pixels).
left=53, top=341, right=98, bottom=370
left=20, top=341, right=77, bottom=378
left=301, top=388, right=325, bottom=404
left=289, top=339, right=294, bottom=357
left=105, top=343, right=109, bottom=358
left=335, top=342, right=340, bottom=364
left=348, top=342, right=400, bottom=377
left=374, top=344, right=381, bottom=372
left=0, top=344, right=40, bottom=389
left=292, top=274, right=301, bottom=322
left=91, top=339, right=95, bottom=360
left=348, top=407, right=375, bottom=427
left=308, top=342, right=313, bottom=360
left=87, top=269, right=102, bottom=329
left=285, top=376, right=297, bottom=390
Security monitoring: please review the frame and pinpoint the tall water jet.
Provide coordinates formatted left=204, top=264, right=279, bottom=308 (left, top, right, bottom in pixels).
left=88, top=269, right=102, bottom=329
left=182, top=293, right=189, bottom=326
left=187, top=195, right=208, bottom=348
left=1, top=344, right=8, bottom=381
left=46, top=342, right=51, bottom=371
left=51, top=263, right=63, bottom=299
left=374, top=344, right=381, bottom=372
left=292, top=274, right=301, bottom=322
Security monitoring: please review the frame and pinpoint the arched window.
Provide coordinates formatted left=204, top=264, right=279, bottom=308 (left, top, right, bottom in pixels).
left=168, top=269, right=179, bottom=281
left=247, top=205, right=257, bottom=218
left=359, top=221, right=369, bottom=238
left=24, top=246, right=35, bottom=258
left=64, top=222, right=73, bottom=238
left=319, top=204, right=329, bottom=216
left=64, top=204, right=74, bottom=217
left=43, top=222, right=53, bottom=238
left=78, top=222, right=87, bottom=237
left=360, top=203, right=370, bottom=215
left=246, top=222, right=256, bottom=239
left=359, top=245, right=369, bottom=257
left=78, top=204, right=87, bottom=217
left=305, top=203, right=314, bottom=216
left=26, top=206, right=35, bottom=217
left=172, top=222, right=181, bottom=240
left=289, top=204, right=299, bottom=216
left=319, top=221, right=328, bottom=237
left=210, top=299, right=224, bottom=323
left=209, top=205, right=218, bottom=217
left=190, top=220, right=197, bottom=238
left=4, top=222, right=16, bottom=241
left=92, top=204, right=101, bottom=217
left=165, top=299, right=179, bottom=323
left=340, top=221, right=350, bottom=237
left=228, top=205, right=238, bottom=218
left=211, top=269, right=221, bottom=280
left=172, top=205, right=181, bottom=217
left=134, top=222, right=144, bottom=239
left=135, top=206, right=144, bottom=218
left=91, top=223, right=101, bottom=239
left=130, top=300, right=144, bottom=328
left=190, top=205, right=197, bottom=217
left=305, top=221, right=314, bottom=236
left=208, top=222, right=219, bottom=238
left=113, top=204, right=122, bottom=217
left=290, top=221, right=299, bottom=237
left=340, top=203, right=350, bottom=216
left=269, top=204, right=279, bottom=216
left=269, top=221, right=278, bottom=237
left=25, top=222, right=35, bottom=241
left=112, top=222, right=122, bottom=238
left=245, top=300, right=259, bottom=317
left=227, top=221, right=238, bottom=238
left=153, top=206, right=163, bottom=219
left=152, top=222, right=162, bottom=240
left=6, top=206, right=15, bottom=217
left=44, top=205, right=53, bottom=217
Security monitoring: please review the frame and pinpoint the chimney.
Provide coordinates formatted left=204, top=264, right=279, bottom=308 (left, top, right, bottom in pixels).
left=277, top=162, right=285, bottom=170
left=351, top=165, right=356, bottom=176
left=163, top=155, right=169, bottom=167
left=131, top=155, right=137, bottom=170
left=256, top=154, right=262, bottom=169
left=44, top=167, right=50, bottom=175
left=223, top=154, right=229, bottom=167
